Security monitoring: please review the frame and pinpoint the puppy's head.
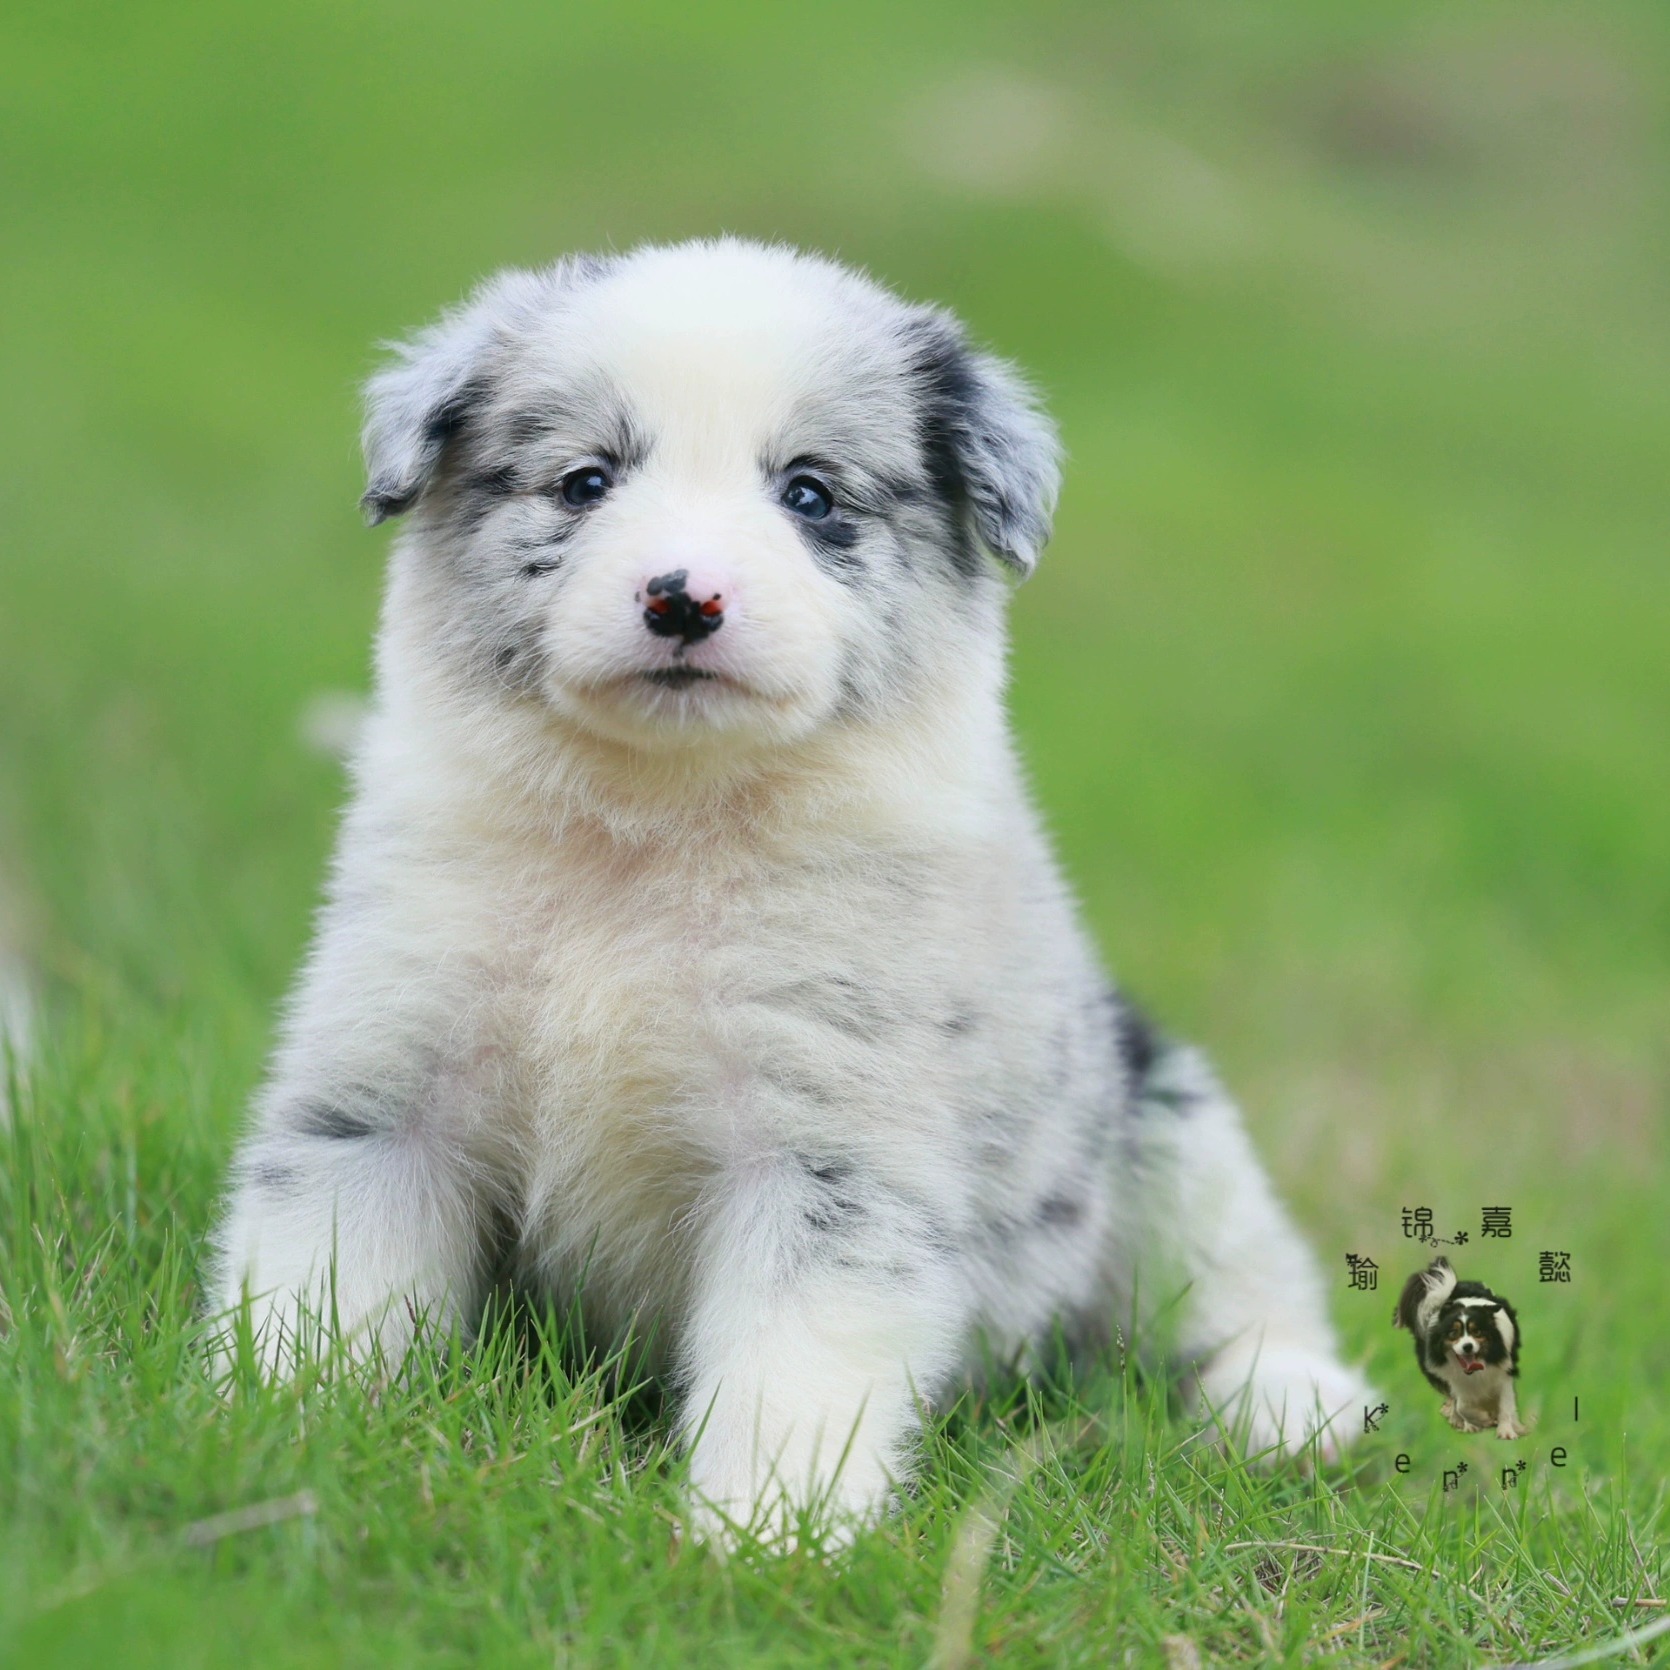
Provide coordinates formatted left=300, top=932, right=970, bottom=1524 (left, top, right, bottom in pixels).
left=1431, top=1299, right=1514, bottom=1378
left=360, top=240, right=1060, bottom=761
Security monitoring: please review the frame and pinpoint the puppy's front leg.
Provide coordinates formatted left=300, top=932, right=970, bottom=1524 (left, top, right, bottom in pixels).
left=211, top=1093, right=489, bottom=1378
left=207, top=862, right=505, bottom=1378
left=677, top=1154, right=967, bottom=1545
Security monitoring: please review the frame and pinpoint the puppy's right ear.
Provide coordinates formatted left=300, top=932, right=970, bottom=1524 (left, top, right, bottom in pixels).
left=360, top=267, right=556, bottom=525
left=359, top=298, right=498, bottom=524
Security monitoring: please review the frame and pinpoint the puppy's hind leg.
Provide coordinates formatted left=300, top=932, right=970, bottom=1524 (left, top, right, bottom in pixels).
left=1119, top=1044, right=1374, bottom=1462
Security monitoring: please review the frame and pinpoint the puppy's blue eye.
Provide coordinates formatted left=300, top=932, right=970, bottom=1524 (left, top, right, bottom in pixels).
left=781, top=475, right=833, bottom=521
left=560, top=466, right=612, bottom=507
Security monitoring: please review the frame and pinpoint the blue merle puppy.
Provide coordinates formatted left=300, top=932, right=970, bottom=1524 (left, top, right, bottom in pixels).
left=209, top=237, right=1373, bottom=1543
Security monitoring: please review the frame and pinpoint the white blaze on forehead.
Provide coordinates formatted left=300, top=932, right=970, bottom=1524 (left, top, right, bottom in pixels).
left=541, top=244, right=918, bottom=479
left=589, top=242, right=849, bottom=350
left=1454, top=1298, right=1498, bottom=1341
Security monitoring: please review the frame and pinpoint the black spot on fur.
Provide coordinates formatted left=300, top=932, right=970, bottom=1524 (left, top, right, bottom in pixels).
left=425, top=381, right=485, bottom=449
left=800, top=1157, right=866, bottom=1233
left=362, top=487, right=409, bottom=524
left=599, top=413, right=652, bottom=477
left=1106, top=994, right=1197, bottom=1116
left=1114, top=998, right=1162, bottom=1085
left=906, top=330, right=984, bottom=581
left=512, top=526, right=572, bottom=578
left=798, top=516, right=865, bottom=582
left=294, top=1103, right=379, bottom=1141
left=505, top=409, right=559, bottom=446
left=462, top=463, right=520, bottom=500
left=795, top=1157, right=958, bottom=1275
left=450, top=461, right=523, bottom=534
left=249, top=1160, right=300, bottom=1194
left=976, top=1212, right=1022, bottom=1249
left=804, top=1193, right=866, bottom=1233
left=1035, top=1193, right=1086, bottom=1230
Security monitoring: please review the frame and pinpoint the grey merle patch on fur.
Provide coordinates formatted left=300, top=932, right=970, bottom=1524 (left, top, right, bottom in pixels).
left=292, top=1103, right=382, bottom=1142
left=1034, top=1192, right=1087, bottom=1230
left=247, top=1159, right=302, bottom=1195
left=1114, top=998, right=1162, bottom=1087
left=800, top=1158, right=867, bottom=1234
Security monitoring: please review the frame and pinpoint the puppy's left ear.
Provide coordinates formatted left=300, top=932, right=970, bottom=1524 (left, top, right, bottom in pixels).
left=908, top=313, right=1063, bottom=577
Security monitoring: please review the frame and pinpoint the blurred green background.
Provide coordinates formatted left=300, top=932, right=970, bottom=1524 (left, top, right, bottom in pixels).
left=5, top=0, right=1665, bottom=1211
left=1, top=0, right=1667, bottom=1659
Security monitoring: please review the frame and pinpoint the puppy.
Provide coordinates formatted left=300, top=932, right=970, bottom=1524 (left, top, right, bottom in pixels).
left=209, top=239, right=1371, bottom=1540
left=1394, top=1258, right=1527, bottom=1439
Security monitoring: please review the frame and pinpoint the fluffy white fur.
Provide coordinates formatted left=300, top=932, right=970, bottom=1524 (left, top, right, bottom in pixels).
left=209, top=239, right=1371, bottom=1540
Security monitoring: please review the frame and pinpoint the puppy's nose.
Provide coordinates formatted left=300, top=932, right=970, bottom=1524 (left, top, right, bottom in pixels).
left=640, top=569, right=725, bottom=645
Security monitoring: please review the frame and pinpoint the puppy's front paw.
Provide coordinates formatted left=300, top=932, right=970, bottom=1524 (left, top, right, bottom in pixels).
left=684, top=1424, right=897, bottom=1553
left=1196, top=1344, right=1375, bottom=1464
left=1495, top=1417, right=1530, bottom=1441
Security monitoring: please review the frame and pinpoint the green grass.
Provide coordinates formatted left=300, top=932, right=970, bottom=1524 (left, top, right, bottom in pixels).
left=2, top=0, right=1668, bottom=1663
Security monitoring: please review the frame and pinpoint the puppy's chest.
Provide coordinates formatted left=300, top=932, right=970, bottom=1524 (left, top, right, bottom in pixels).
left=497, top=841, right=955, bottom=1156
left=1439, top=1355, right=1510, bottom=1413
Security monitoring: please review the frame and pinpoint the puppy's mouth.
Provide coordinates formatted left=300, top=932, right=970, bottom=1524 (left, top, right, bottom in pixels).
left=639, top=667, right=721, bottom=690
left=552, top=663, right=805, bottom=735
left=1455, top=1352, right=1487, bottom=1375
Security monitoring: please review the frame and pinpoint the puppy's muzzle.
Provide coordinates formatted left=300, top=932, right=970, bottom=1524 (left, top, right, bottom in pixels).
left=642, top=570, right=724, bottom=646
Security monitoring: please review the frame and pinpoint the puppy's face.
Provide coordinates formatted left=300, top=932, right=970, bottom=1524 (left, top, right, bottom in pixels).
left=360, top=242, right=1060, bottom=756
left=1433, top=1302, right=1510, bottom=1377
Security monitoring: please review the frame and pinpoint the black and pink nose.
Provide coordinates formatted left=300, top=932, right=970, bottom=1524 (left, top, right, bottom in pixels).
left=640, top=569, right=724, bottom=645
